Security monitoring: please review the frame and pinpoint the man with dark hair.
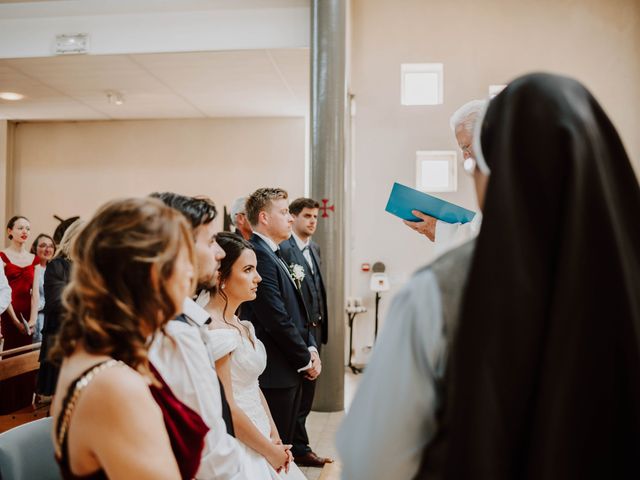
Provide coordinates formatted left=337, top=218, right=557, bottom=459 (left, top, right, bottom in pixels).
left=150, top=192, right=220, bottom=291
left=280, top=197, right=332, bottom=467
left=148, top=192, right=249, bottom=480
left=242, top=187, right=321, bottom=449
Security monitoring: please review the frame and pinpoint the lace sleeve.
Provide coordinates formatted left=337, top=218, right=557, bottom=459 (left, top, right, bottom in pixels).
left=204, top=328, right=241, bottom=361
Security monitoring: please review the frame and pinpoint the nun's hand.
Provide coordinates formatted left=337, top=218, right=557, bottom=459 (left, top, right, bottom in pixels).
left=403, top=210, right=437, bottom=242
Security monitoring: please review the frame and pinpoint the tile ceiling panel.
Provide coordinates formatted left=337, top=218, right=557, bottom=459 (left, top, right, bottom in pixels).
left=268, top=48, right=309, bottom=105
left=0, top=48, right=309, bottom=120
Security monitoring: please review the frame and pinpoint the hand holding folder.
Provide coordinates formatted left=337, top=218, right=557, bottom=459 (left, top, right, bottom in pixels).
left=385, top=182, right=476, bottom=224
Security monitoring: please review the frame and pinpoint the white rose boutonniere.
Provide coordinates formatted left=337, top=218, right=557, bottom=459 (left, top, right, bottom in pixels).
left=289, top=263, right=306, bottom=289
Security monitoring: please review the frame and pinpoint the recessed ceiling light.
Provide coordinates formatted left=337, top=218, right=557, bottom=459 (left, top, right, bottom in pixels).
left=0, top=92, right=25, bottom=101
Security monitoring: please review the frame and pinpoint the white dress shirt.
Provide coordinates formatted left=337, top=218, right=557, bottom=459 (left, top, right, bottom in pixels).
left=253, top=231, right=317, bottom=369
left=336, top=269, right=446, bottom=480
left=149, top=298, right=248, bottom=480
left=434, top=212, right=482, bottom=256
left=253, top=232, right=296, bottom=283
left=291, top=232, right=314, bottom=273
left=0, top=267, right=11, bottom=315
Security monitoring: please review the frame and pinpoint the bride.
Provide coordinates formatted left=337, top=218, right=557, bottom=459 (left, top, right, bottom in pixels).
left=204, top=232, right=307, bottom=480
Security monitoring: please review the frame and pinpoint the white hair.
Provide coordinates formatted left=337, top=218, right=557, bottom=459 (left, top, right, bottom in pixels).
left=472, top=100, right=491, bottom=175
left=449, top=99, right=487, bottom=133
left=229, top=196, right=247, bottom=226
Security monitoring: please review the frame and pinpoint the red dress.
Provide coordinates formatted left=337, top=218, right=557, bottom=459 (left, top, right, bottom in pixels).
left=0, top=251, right=39, bottom=414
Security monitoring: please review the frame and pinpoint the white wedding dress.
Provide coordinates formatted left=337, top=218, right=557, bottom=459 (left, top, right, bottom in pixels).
left=206, top=319, right=307, bottom=480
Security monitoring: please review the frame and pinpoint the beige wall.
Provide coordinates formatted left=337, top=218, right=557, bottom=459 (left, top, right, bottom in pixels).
left=348, top=0, right=640, bottom=362
left=9, top=117, right=305, bottom=242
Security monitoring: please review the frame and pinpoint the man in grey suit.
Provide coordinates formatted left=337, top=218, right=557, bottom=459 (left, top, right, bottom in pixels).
left=280, top=197, right=332, bottom=467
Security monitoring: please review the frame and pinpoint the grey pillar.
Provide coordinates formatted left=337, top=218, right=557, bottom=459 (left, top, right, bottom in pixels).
left=310, top=0, right=347, bottom=412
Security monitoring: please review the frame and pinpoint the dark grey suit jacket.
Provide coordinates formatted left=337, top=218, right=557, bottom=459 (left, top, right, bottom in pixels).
left=280, top=236, right=328, bottom=345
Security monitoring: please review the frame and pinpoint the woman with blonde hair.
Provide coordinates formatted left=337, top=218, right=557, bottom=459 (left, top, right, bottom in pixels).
left=50, top=197, right=208, bottom=480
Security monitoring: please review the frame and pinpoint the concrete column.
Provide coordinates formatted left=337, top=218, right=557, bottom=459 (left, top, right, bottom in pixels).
left=310, top=0, right=347, bottom=412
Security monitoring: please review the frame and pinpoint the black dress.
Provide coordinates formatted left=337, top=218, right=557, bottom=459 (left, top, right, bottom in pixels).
left=36, top=256, right=71, bottom=396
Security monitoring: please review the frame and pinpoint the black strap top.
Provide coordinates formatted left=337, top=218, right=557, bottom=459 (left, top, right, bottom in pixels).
left=54, top=359, right=208, bottom=480
left=54, top=359, right=118, bottom=480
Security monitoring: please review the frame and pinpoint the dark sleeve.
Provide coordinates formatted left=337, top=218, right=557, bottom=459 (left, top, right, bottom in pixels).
left=252, top=249, right=311, bottom=370
left=42, top=259, right=69, bottom=331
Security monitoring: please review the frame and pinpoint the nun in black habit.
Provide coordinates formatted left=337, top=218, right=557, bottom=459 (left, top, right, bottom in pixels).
left=423, top=73, right=640, bottom=479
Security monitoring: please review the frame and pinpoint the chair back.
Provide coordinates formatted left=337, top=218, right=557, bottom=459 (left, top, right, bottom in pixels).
left=0, top=416, right=61, bottom=480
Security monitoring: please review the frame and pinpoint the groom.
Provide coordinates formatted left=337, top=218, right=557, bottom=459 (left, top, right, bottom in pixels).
left=242, top=188, right=321, bottom=446
left=280, top=197, right=333, bottom=467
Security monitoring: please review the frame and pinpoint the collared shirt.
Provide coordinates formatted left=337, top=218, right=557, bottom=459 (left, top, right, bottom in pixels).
left=292, top=232, right=314, bottom=273
left=253, top=231, right=317, bottom=368
left=253, top=231, right=279, bottom=252
left=434, top=212, right=482, bottom=256
left=254, top=231, right=294, bottom=281
left=149, top=298, right=248, bottom=480
left=0, top=267, right=11, bottom=315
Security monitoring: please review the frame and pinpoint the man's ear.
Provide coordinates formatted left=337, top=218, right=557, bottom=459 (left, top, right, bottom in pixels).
left=259, top=210, right=268, bottom=226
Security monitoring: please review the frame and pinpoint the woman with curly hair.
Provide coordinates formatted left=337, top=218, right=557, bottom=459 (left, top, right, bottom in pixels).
left=50, top=197, right=208, bottom=480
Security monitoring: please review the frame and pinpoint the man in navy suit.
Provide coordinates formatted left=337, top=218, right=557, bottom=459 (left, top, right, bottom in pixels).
left=242, top=188, right=322, bottom=447
left=280, top=197, right=333, bottom=467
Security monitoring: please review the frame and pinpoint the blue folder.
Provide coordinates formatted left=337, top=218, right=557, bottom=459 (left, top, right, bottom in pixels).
left=385, top=182, right=476, bottom=224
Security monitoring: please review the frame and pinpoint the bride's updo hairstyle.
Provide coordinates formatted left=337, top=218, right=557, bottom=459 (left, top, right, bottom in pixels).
left=213, top=232, right=255, bottom=341
left=51, top=197, right=195, bottom=373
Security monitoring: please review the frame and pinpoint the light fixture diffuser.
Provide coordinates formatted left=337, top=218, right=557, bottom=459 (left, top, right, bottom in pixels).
left=0, top=92, right=25, bottom=101
left=55, top=33, right=89, bottom=55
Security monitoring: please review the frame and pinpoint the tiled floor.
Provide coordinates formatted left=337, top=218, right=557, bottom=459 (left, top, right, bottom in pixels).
left=298, top=368, right=361, bottom=480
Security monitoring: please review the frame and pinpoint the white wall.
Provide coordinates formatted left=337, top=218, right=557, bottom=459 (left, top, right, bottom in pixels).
left=10, top=117, right=305, bottom=241
left=348, top=0, right=640, bottom=363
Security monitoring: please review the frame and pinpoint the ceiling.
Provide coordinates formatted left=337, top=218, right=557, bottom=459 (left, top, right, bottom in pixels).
left=0, top=48, right=310, bottom=120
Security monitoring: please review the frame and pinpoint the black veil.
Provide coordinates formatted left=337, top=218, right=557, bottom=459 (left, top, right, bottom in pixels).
left=442, top=73, right=640, bottom=479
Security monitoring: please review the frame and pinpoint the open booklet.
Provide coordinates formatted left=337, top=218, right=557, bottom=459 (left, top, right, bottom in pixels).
left=385, top=182, right=476, bottom=224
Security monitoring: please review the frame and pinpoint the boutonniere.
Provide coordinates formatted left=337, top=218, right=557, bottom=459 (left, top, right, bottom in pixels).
left=288, top=263, right=306, bottom=289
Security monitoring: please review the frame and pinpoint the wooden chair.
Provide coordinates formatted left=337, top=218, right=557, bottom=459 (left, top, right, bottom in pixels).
left=0, top=343, right=49, bottom=433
